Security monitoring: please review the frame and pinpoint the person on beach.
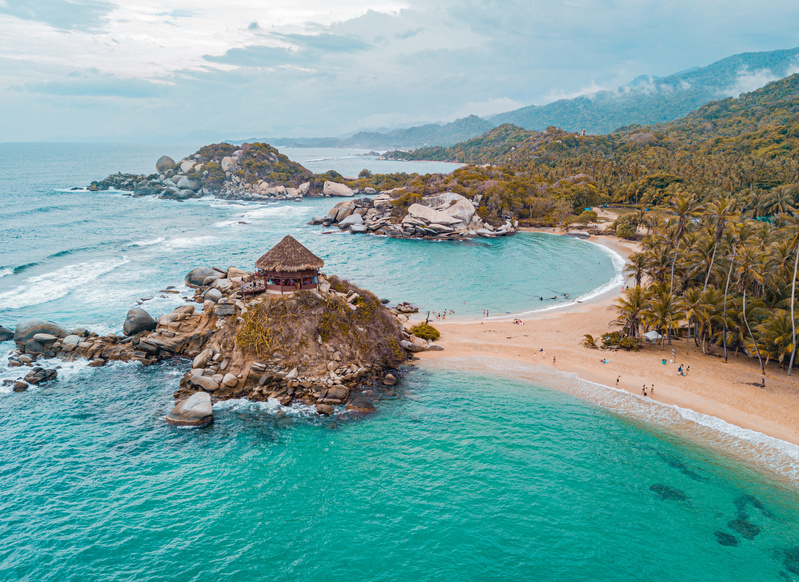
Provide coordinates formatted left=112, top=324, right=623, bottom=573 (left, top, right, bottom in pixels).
left=642, top=385, right=648, bottom=397
left=616, top=376, right=620, bottom=387
left=552, top=356, right=556, bottom=365
left=686, top=366, right=690, bottom=376
left=651, top=384, right=655, bottom=395
left=678, top=364, right=683, bottom=376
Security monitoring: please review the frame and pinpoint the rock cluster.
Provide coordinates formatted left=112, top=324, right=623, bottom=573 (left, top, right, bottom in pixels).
left=3, top=263, right=440, bottom=423
left=313, top=191, right=517, bottom=239
left=84, top=143, right=376, bottom=204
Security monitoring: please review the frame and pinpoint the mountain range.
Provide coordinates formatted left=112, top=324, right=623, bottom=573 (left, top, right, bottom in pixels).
left=242, top=46, right=799, bottom=149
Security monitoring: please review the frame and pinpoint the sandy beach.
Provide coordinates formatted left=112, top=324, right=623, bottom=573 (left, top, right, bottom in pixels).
left=416, top=227, right=799, bottom=449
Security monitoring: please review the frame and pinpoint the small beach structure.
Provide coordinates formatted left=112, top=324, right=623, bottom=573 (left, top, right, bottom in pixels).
left=241, top=235, right=324, bottom=295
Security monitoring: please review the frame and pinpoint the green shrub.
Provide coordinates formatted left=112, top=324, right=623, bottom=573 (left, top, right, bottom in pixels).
left=411, top=322, right=441, bottom=341
left=601, top=331, right=639, bottom=351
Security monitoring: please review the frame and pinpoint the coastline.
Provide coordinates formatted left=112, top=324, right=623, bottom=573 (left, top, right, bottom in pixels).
left=415, top=227, right=799, bottom=460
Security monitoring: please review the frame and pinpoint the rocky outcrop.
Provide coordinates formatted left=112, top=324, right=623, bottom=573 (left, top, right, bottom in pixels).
left=166, top=392, right=213, bottom=427
left=313, top=191, right=517, bottom=240
left=14, top=321, right=69, bottom=348
left=86, top=143, right=324, bottom=203
left=5, top=264, right=435, bottom=421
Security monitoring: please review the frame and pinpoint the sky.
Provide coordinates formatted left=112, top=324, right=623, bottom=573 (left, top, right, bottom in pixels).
left=1, top=0, right=799, bottom=142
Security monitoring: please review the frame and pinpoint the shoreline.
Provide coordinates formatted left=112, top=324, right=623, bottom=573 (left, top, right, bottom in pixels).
left=415, top=228, right=799, bottom=459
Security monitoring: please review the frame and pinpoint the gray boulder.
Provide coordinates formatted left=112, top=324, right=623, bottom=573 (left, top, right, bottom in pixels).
left=189, top=375, right=220, bottom=392
left=338, top=213, right=364, bottom=229
left=350, top=225, right=368, bottom=234
left=407, top=203, right=461, bottom=226
left=0, top=325, right=13, bottom=342
left=400, top=339, right=426, bottom=353
left=123, top=308, right=157, bottom=336
left=323, top=181, right=354, bottom=197
left=204, top=288, right=223, bottom=303
left=156, top=155, right=176, bottom=173
left=176, top=175, right=202, bottom=191
left=186, top=267, right=224, bottom=287
left=221, top=156, right=238, bottom=173
left=14, top=321, right=69, bottom=346
left=166, top=392, right=213, bottom=427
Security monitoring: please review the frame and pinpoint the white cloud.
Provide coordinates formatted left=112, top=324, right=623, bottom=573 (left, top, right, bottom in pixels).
left=452, top=97, right=523, bottom=118
left=720, top=60, right=799, bottom=98
left=540, top=81, right=612, bottom=104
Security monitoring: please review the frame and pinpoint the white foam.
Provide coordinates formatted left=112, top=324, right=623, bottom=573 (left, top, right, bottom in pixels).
left=0, top=257, right=130, bottom=310
left=213, top=396, right=320, bottom=418
left=162, top=236, right=216, bottom=249
left=0, top=268, right=12, bottom=279
left=575, top=239, right=626, bottom=302
left=126, top=237, right=165, bottom=248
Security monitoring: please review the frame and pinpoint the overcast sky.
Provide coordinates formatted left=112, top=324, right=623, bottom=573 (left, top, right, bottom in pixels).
left=1, top=0, right=798, bottom=142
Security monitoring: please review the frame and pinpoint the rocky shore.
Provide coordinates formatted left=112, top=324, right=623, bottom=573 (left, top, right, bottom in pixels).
left=312, top=191, right=517, bottom=239
left=2, top=266, right=444, bottom=426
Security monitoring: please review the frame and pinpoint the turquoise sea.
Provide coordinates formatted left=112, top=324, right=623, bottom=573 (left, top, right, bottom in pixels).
left=1, top=143, right=799, bottom=581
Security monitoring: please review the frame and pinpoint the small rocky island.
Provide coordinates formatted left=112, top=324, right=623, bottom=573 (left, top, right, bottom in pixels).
left=314, top=191, right=517, bottom=239
left=2, top=236, right=443, bottom=427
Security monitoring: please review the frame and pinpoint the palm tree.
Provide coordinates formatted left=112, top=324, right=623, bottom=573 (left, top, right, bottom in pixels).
left=668, top=192, right=698, bottom=296
left=624, top=252, right=649, bottom=288
left=755, top=310, right=794, bottom=368
left=702, top=195, right=739, bottom=292
left=764, top=185, right=796, bottom=216
left=734, top=244, right=767, bottom=373
left=782, top=211, right=799, bottom=376
left=613, top=286, right=646, bottom=339
left=642, top=284, right=684, bottom=350
left=677, top=287, right=713, bottom=355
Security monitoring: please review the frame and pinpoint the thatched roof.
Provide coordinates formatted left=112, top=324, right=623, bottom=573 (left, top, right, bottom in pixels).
left=255, top=235, right=324, bottom=273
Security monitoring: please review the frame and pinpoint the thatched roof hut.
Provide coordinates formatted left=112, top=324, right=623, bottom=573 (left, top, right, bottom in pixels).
left=255, top=235, right=324, bottom=273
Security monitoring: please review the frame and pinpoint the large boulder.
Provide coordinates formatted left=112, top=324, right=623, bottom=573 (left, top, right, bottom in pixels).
left=156, top=155, right=176, bottom=173
left=335, top=202, right=355, bottom=222
left=166, top=392, right=213, bottom=427
left=14, top=321, right=69, bottom=346
left=176, top=175, right=202, bottom=192
left=179, top=160, right=195, bottom=173
left=406, top=203, right=461, bottom=226
left=0, top=325, right=13, bottom=342
left=186, top=266, right=224, bottom=287
left=221, top=157, right=238, bottom=173
left=123, top=308, right=157, bottom=336
left=346, top=398, right=375, bottom=413
left=338, top=213, right=364, bottom=229
left=323, top=181, right=354, bottom=197
left=24, top=367, right=57, bottom=385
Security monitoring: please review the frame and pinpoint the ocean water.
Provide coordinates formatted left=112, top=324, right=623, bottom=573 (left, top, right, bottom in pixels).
left=277, top=146, right=464, bottom=177
left=1, top=143, right=799, bottom=581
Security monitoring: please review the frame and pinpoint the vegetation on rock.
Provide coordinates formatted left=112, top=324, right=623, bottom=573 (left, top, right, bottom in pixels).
left=410, top=322, right=441, bottom=341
